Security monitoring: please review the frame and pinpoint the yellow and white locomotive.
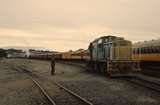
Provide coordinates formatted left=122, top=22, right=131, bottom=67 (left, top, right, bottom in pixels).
left=87, top=35, right=140, bottom=76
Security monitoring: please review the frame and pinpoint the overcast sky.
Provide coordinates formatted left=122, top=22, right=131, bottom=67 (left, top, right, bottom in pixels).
left=0, top=0, right=160, bottom=51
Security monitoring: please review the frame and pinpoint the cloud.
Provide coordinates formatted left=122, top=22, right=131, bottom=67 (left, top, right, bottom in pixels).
left=1, top=0, right=160, bottom=31
left=0, top=0, right=160, bottom=51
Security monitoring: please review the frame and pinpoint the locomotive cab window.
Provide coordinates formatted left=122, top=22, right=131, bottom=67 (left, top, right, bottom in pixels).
left=98, top=39, right=103, bottom=44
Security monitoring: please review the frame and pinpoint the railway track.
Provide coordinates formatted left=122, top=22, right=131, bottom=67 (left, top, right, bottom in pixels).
left=123, top=76, right=160, bottom=92
left=28, top=75, right=93, bottom=105
left=30, top=77, right=56, bottom=105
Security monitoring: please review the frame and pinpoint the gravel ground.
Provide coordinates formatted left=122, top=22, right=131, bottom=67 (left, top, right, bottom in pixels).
left=28, top=59, right=160, bottom=105
left=36, top=78, right=86, bottom=105
left=0, top=58, right=160, bottom=105
left=0, top=59, right=51, bottom=105
left=60, top=80, right=160, bottom=105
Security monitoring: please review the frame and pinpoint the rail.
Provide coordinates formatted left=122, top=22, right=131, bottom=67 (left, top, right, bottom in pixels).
left=123, top=77, right=160, bottom=92
left=23, top=69, right=94, bottom=105
left=54, top=81, right=93, bottom=105
left=30, top=77, right=57, bottom=105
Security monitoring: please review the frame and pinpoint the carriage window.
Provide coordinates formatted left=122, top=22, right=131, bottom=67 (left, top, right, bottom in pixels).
left=140, top=48, right=142, bottom=54
left=144, top=48, right=146, bottom=53
left=146, top=47, right=149, bottom=54
left=152, top=46, right=156, bottom=53
left=158, top=46, right=160, bottom=53
left=151, top=47, right=155, bottom=53
left=133, top=49, right=137, bottom=54
left=141, top=47, right=144, bottom=54
left=149, top=47, right=154, bottom=53
left=147, top=47, right=151, bottom=53
left=154, top=46, right=160, bottom=53
left=137, top=48, right=140, bottom=54
left=155, top=46, right=158, bottom=53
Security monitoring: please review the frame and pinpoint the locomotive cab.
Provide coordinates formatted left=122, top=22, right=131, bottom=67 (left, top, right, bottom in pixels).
left=87, top=35, right=140, bottom=76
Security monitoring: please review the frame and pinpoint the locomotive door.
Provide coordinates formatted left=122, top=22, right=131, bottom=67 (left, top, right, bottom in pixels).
left=104, top=43, right=112, bottom=60
left=97, top=39, right=104, bottom=60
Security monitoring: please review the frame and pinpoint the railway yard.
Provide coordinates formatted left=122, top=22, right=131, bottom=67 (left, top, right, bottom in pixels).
left=0, top=58, right=159, bottom=105
left=0, top=0, right=160, bottom=104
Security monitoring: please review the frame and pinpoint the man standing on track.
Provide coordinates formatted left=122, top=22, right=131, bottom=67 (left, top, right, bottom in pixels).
left=88, top=42, right=93, bottom=60
left=51, top=56, right=55, bottom=75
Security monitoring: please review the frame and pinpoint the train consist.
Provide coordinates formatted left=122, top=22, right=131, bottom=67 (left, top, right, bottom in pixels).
left=28, top=49, right=88, bottom=61
left=28, top=35, right=140, bottom=76
left=29, top=51, right=61, bottom=60
left=28, top=35, right=160, bottom=76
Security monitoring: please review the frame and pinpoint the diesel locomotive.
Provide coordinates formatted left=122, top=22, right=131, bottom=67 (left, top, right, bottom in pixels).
left=28, top=35, right=142, bottom=76
left=86, top=36, right=140, bottom=76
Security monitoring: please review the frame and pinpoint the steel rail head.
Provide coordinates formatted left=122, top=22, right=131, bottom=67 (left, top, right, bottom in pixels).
left=30, top=77, right=57, bottom=105
left=124, top=77, right=160, bottom=92
left=135, top=76, right=160, bottom=86
left=54, top=81, right=94, bottom=105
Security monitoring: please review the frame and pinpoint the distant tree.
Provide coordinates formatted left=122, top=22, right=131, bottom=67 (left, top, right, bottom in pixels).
left=29, top=49, right=35, bottom=52
left=0, top=49, right=7, bottom=58
left=6, top=49, right=23, bottom=54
